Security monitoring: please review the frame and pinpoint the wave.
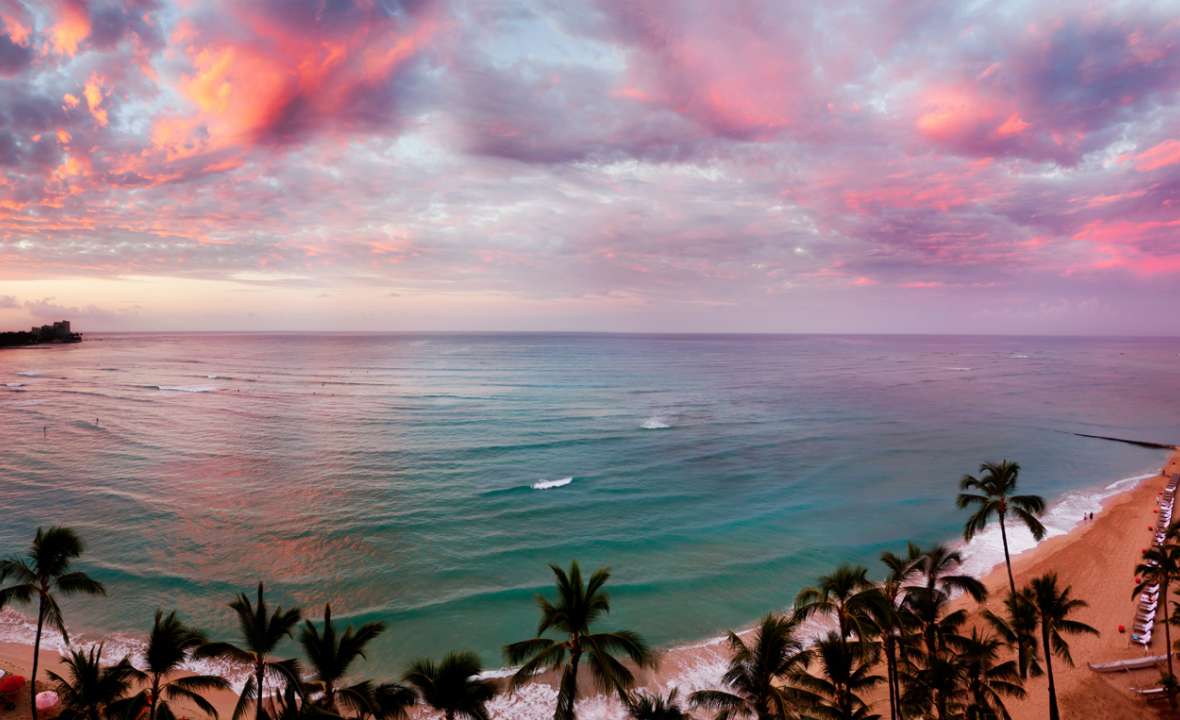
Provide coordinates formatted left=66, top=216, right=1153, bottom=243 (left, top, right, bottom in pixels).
left=641, top=416, right=671, bottom=430
left=4, top=382, right=24, bottom=388
left=532, top=477, right=573, bottom=490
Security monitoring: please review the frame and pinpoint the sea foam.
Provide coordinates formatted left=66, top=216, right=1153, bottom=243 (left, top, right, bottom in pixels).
left=532, top=477, right=573, bottom=490
left=641, top=416, right=671, bottom=430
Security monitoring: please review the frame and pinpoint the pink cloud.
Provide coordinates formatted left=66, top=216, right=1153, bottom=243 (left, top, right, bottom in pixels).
left=1132, top=139, right=1180, bottom=171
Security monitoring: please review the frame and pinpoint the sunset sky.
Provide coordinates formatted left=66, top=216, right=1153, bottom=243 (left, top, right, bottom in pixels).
left=1, top=0, right=1179, bottom=333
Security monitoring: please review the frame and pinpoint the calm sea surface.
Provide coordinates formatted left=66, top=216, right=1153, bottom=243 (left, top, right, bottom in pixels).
left=1, top=333, right=1178, bottom=677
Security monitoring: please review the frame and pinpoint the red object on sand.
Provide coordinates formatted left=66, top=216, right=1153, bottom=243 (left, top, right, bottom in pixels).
left=0, top=674, right=26, bottom=693
left=1136, top=576, right=1141, bottom=583
left=1119, top=624, right=1126, bottom=633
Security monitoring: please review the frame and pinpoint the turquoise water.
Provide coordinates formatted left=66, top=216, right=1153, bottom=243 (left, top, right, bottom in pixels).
left=0, top=333, right=1177, bottom=680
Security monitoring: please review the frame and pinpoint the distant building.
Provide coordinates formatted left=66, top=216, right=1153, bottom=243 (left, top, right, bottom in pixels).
left=1, top=320, right=82, bottom=347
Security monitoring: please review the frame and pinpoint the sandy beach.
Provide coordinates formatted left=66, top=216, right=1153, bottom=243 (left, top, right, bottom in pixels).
left=2, top=449, right=1177, bottom=719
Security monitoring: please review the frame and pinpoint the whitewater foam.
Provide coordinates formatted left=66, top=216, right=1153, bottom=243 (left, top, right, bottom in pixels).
left=532, top=477, right=573, bottom=490
left=15, top=370, right=40, bottom=377
left=0, top=608, right=252, bottom=688
left=641, top=416, right=671, bottom=430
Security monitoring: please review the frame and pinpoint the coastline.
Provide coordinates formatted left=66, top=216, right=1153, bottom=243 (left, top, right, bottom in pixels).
left=0, top=450, right=1176, bottom=719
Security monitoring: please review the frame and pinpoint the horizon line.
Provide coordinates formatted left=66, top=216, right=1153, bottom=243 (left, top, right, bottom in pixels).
left=68, top=329, right=1180, bottom=339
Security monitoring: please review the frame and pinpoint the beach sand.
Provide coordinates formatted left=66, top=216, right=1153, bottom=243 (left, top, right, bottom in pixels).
left=1, top=450, right=1177, bottom=719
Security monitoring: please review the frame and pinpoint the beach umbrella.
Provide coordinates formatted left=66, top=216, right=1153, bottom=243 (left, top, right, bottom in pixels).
left=0, top=675, right=24, bottom=693
left=35, top=691, right=59, bottom=713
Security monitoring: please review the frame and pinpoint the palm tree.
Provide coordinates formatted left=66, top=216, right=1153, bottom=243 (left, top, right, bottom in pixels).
left=199, top=583, right=303, bottom=720
left=904, top=546, right=986, bottom=660
left=403, top=651, right=497, bottom=720
left=370, top=682, right=418, bottom=720
left=689, top=613, right=813, bottom=720
left=794, top=564, right=877, bottom=641
left=902, top=546, right=985, bottom=720
left=957, top=460, right=1046, bottom=597
left=871, top=544, right=922, bottom=720
left=47, top=644, right=135, bottom=720
left=954, top=630, right=1025, bottom=720
left=1134, top=542, right=1180, bottom=707
left=981, top=590, right=1042, bottom=681
left=121, top=610, right=230, bottom=720
left=1026, top=574, right=1098, bottom=720
left=0, top=527, right=106, bottom=720
left=504, top=562, right=655, bottom=720
left=627, top=689, right=689, bottom=720
left=300, top=604, right=386, bottom=716
left=900, top=653, right=961, bottom=720
left=796, top=631, right=882, bottom=720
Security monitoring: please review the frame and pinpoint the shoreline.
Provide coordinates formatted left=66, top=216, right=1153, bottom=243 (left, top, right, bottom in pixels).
left=0, top=451, right=1176, bottom=718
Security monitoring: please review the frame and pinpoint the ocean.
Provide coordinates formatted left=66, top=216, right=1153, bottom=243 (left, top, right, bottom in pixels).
left=1, top=333, right=1178, bottom=710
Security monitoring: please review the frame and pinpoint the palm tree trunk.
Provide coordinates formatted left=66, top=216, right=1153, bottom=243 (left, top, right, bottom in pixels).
left=998, top=511, right=1016, bottom=597
left=884, top=637, right=898, bottom=720
left=1165, top=576, right=1176, bottom=710
left=255, top=660, right=266, bottom=720
left=556, top=650, right=581, bottom=720
left=149, top=675, right=161, bottom=720
left=30, top=595, right=45, bottom=720
left=1041, top=622, right=1058, bottom=720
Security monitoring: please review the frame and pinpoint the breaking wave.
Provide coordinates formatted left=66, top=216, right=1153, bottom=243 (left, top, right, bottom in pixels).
left=532, top=477, right=573, bottom=490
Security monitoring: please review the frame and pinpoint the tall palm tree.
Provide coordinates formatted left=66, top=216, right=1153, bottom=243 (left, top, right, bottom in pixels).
left=871, top=544, right=923, bottom=720
left=689, top=613, right=813, bottom=720
left=47, top=644, right=136, bottom=720
left=796, top=631, right=882, bottom=720
left=981, top=590, right=1042, bottom=681
left=300, top=604, right=386, bottom=716
left=954, top=630, right=1026, bottom=720
left=1133, top=542, right=1180, bottom=708
left=1026, top=574, right=1098, bottom=720
left=199, top=583, right=303, bottom=720
left=403, top=651, right=497, bottom=720
left=0, top=527, right=106, bottom=720
left=957, top=460, right=1046, bottom=597
left=504, top=562, right=654, bottom=720
left=627, top=689, right=689, bottom=720
left=121, top=610, right=230, bottom=720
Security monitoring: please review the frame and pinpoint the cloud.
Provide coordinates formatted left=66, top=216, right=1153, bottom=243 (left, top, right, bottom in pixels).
left=0, top=0, right=1179, bottom=333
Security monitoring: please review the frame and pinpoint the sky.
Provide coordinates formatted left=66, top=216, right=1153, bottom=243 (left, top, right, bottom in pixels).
left=1, top=0, right=1179, bottom=334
